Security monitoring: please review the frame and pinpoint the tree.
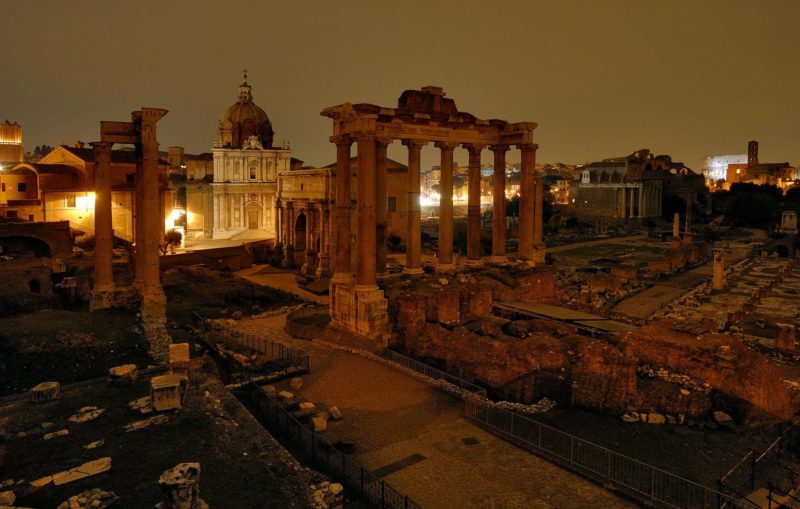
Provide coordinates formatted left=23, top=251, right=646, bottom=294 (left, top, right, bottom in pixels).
left=161, top=229, right=183, bottom=255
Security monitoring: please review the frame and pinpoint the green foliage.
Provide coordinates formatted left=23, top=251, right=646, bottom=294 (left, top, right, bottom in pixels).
left=724, top=192, right=780, bottom=227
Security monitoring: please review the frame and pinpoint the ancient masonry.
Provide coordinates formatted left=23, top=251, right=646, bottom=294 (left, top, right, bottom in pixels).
left=321, top=86, right=544, bottom=342
left=91, top=108, right=171, bottom=361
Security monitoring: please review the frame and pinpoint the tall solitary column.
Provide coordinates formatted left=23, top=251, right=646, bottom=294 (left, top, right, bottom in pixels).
left=403, top=140, right=426, bottom=275
left=517, top=143, right=537, bottom=264
left=332, top=136, right=353, bottom=282
left=133, top=108, right=168, bottom=300
left=465, top=143, right=485, bottom=265
left=356, top=134, right=378, bottom=287
left=490, top=145, right=508, bottom=263
left=91, top=141, right=114, bottom=310
left=533, top=172, right=545, bottom=264
left=435, top=141, right=457, bottom=271
left=375, top=137, right=390, bottom=277
left=712, top=248, right=725, bottom=290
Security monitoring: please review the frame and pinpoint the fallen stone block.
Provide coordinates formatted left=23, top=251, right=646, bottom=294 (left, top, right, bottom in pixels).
left=83, top=439, right=105, bottom=450
left=0, top=490, right=15, bottom=506
left=298, top=402, right=315, bottom=412
left=311, top=413, right=328, bottom=432
left=155, top=463, right=209, bottom=509
left=621, top=413, right=638, bottom=423
left=289, top=377, right=303, bottom=390
left=56, top=488, right=119, bottom=509
left=328, top=406, right=343, bottom=421
left=108, top=364, right=138, bottom=384
left=293, top=409, right=315, bottom=420
left=68, top=406, right=105, bottom=424
left=30, top=476, right=53, bottom=488
left=43, top=429, right=69, bottom=441
left=124, top=414, right=169, bottom=432
left=648, top=413, right=666, bottom=425
left=128, top=396, right=153, bottom=414
left=52, top=457, right=112, bottom=486
left=261, top=385, right=276, bottom=398
left=713, top=411, right=733, bottom=425
left=150, top=374, right=187, bottom=412
left=278, top=391, right=294, bottom=404
left=30, top=381, right=60, bottom=403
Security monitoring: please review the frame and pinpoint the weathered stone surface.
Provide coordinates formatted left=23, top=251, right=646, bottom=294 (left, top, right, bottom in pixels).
left=30, top=381, right=61, bottom=403
left=311, top=413, right=328, bottom=432
left=52, top=457, right=112, bottom=486
left=278, top=391, right=294, bottom=403
left=68, top=406, right=105, bottom=424
left=713, top=410, right=733, bottom=425
left=83, top=439, right=105, bottom=450
left=124, top=414, right=169, bottom=432
left=56, top=488, right=119, bottom=509
left=261, top=385, right=276, bottom=398
left=128, top=396, right=153, bottom=414
left=108, top=364, right=138, bottom=383
left=621, top=413, right=638, bottom=423
left=328, top=406, right=342, bottom=420
left=43, top=428, right=69, bottom=440
left=150, top=374, right=187, bottom=412
left=156, top=463, right=208, bottom=509
left=298, top=402, right=315, bottom=411
left=648, top=412, right=666, bottom=424
left=289, top=377, right=303, bottom=390
left=0, top=490, right=15, bottom=505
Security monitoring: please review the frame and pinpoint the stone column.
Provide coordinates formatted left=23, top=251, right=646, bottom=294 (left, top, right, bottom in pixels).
left=91, top=141, right=114, bottom=310
left=435, top=141, right=457, bottom=271
left=638, top=186, right=644, bottom=218
left=533, top=173, right=545, bottom=264
left=628, top=188, right=635, bottom=219
left=283, top=204, right=295, bottom=268
left=464, top=143, right=485, bottom=266
left=712, top=248, right=725, bottom=291
left=403, top=140, right=426, bottom=275
left=315, top=205, right=331, bottom=278
left=356, top=134, right=378, bottom=287
left=517, top=143, right=537, bottom=264
left=375, top=137, right=390, bottom=278
left=332, top=137, right=353, bottom=282
left=490, top=145, right=508, bottom=263
left=673, top=212, right=680, bottom=238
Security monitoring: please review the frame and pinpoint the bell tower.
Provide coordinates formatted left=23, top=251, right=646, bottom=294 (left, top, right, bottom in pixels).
left=747, top=140, right=759, bottom=168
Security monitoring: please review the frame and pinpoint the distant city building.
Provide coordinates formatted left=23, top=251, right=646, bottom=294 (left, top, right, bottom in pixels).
left=0, top=120, right=24, bottom=163
left=567, top=149, right=706, bottom=221
left=704, top=141, right=798, bottom=191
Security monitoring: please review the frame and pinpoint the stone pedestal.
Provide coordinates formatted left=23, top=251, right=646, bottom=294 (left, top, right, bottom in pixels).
left=712, top=248, right=725, bottom=291
left=329, top=280, right=388, bottom=343
left=315, top=252, right=331, bottom=279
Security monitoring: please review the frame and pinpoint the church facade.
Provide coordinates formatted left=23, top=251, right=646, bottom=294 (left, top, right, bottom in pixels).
left=186, top=75, right=292, bottom=240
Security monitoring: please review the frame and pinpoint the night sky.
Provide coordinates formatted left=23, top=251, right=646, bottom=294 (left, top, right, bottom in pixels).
left=2, top=0, right=798, bottom=169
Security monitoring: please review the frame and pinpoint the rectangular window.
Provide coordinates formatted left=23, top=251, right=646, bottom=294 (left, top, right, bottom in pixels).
left=17, top=183, right=26, bottom=192
left=1, top=183, right=5, bottom=192
left=387, top=196, right=397, bottom=213
left=126, top=174, right=135, bottom=184
left=249, top=167, right=257, bottom=180
left=66, top=194, right=76, bottom=208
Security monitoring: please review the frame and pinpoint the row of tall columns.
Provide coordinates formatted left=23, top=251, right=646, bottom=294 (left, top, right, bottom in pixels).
left=90, top=141, right=114, bottom=310
left=517, top=143, right=539, bottom=264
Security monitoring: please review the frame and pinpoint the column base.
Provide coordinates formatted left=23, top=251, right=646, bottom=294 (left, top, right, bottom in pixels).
left=533, top=244, right=546, bottom=265
left=402, top=267, right=424, bottom=276
left=465, top=258, right=484, bottom=268
left=90, top=288, right=114, bottom=311
left=435, top=263, right=457, bottom=273
left=329, top=280, right=388, bottom=340
left=315, top=253, right=331, bottom=279
left=489, top=255, right=508, bottom=265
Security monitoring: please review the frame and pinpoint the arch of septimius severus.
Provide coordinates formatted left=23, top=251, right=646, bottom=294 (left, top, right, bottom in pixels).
left=320, top=86, right=544, bottom=341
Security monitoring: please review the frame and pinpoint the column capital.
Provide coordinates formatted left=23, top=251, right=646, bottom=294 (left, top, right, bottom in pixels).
left=331, top=134, right=353, bottom=146
left=353, top=131, right=377, bottom=143
left=517, top=143, right=539, bottom=152
left=401, top=139, right=428, bottom=150
left=376, top=134, right=393, bottom=147
left=489, top=144, right=510, bottom=153
left=462, top=143, right=487, bottom=154
left=434, top=141, right=459, bottom=151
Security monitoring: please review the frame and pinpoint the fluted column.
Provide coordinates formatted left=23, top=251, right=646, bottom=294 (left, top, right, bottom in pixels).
left=490, top=145, right=508, bottom=263
left=517, top=143, right=537, bottom=264
left=464, top=143, right=485, bottom=265
left=638, top=186, right=644, bottom=218
left=375, top=137, right=391, bottom=277
left=356, top=134, right=378, bottom=287
left=435, top=141, right=457, bottom=271
left=533, top=172, right=545, bottom=264
left=91, top=141, right=114, bottom=310
left=134, top=108, right=167, bottom=298
left=332, top=136, right=353, bottom=282
left=403, top=140, right=426, bottom=275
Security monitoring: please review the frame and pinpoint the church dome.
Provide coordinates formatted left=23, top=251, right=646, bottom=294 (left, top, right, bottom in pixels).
left=217, top=73, right=274, bottom=149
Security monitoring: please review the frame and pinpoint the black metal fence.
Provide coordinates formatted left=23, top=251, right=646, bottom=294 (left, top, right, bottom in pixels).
left=243, top=376, right=422, bottom=509
left=377, top=349, right=487, bottom=398
left=464, top=397, right=759, bottom=509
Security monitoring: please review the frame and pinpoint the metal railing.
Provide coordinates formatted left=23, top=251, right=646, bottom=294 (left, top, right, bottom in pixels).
left=464, top=397, right=758, bottom=509
left=243, top=377, right=422, bottom=509
left=193, top=312, right=309, bottom=373
left=377, top=349, right=487, bottom=398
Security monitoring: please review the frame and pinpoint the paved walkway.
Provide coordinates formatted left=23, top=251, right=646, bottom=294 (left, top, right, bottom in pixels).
left=233, top=313, right=635, bottom=509
left=235, top=265, right=329, bottom=305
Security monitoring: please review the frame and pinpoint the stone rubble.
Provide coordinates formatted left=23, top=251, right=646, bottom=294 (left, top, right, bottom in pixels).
left=43, top=428, right=69, bottom=440
left=123, top=414, right=169, bottom=432
left=67, top=406, right=106, bottom=424
left=56, top=488, right=119, bottom=509
left=155, top=462, right=209, bottom=509
left=83, top=439, right=105, bottom=450
left=108, top=364, right=138, bottom=384
left=30, top=381, right=61, bottom=403
left=308, top=481, right=344, bottom=509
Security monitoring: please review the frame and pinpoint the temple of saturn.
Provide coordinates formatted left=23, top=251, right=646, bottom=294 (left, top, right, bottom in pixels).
left=321, top=86, right=544, bottom=341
